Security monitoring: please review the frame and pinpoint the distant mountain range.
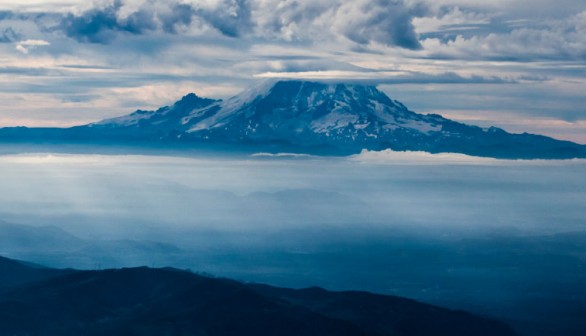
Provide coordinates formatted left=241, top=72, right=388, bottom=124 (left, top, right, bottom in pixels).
left=0, top=220, right=187, bottom=270
left=1, top=80, right=585, bottom=159
left=0, top=255, right=518, bottom=336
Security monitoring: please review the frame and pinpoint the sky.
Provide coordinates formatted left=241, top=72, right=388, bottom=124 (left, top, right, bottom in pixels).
left=0, top=0, right=584, bottom=143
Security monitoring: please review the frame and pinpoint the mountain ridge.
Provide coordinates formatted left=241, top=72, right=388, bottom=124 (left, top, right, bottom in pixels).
left=0, top=255, right=518, bottom=336
left=1, top=80, right=584, bottom=159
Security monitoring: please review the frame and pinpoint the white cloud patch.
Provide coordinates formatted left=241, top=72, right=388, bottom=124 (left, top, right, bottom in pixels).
left=352, top=148, right=500, bottom=165
left=407, top=1, right=586, bottom=62
left=352, top=148, right=586, bottom=165
left=15, top=39, right=50, bottom=53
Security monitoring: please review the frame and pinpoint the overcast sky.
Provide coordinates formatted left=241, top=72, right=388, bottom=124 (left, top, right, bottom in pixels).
left=0, top=0, right=584, bottom=142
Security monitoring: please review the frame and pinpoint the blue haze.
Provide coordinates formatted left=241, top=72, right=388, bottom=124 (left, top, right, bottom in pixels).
left=0, top=152, right=585, bottom=335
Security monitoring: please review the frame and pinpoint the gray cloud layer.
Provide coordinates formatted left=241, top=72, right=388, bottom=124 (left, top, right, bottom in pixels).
left=51, top=0, right=256, bottom=43
left=5, top=0, right=585, bottom=59
left=19, top=0, right=423, bottom=49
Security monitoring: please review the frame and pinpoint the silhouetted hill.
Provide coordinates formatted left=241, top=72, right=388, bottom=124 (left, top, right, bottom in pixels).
left=0, top=257, right=518, bottom=336
left=0, top=256, right=71, bottom=290
left=251, top=285, right=517, bottom=336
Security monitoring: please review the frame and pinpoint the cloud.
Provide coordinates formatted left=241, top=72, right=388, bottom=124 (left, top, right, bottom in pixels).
left=252, top=0, right=424, bottom=49
left=44, top=0, right=422, bottom=49
left=351, top=148, right=500, bottom=165
left=0, top=1, right=82, bottom=13
left=15, top=39, right=50, bottom=53
left=54, top=0, right=157, bottom=43
left=416, top=6, right=586, bottom=61
left=254, top=70, right=516, bottom=85
left=0, top=27, right=20, bottom=42
left=4, top=0, right=586, bottom=59
left=334, top=0, right=425, bottom=50
left=49, top=0, right=255, bottom=43
left=199, top=0, right=253, bottom=38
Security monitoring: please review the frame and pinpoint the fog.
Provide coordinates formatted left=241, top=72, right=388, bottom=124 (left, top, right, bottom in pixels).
left=1, top=150, right=585, bottom=336
left=1, top=151, right=584, bottom=235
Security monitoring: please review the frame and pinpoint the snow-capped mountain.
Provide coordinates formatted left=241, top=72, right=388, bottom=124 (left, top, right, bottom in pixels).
left=0, top=80, right=584, bottom=158
left=94, top=81, right=445, bottom=143
left=86, top=80, right=586, bottom=158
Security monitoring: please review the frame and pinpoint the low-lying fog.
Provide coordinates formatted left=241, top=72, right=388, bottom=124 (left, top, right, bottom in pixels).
left=1, top=149, right=585, bottom=336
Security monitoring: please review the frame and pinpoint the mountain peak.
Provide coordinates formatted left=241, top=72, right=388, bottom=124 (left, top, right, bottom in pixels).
left=174, top=92, right=218, bottom=110
left=182, top=79, right=436, bottom=146
left=91, top=91, right=220, bottom=128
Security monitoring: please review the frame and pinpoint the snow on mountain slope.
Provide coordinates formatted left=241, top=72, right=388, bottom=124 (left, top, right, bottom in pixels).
left=93, top=80, right=449, bottom=141
left=186, top=80, right=275, bottom=131
left=178, top=81, right=447, bottom=145
left=92, top=93, right=220, bottom=131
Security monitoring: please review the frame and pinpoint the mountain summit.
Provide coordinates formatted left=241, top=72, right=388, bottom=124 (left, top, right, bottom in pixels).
left=2, top=80, right=585, bottom=158
left=93, top=81, right=447, bottom=147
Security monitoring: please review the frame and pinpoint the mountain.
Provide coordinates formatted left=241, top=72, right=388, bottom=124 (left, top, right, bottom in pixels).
left=0, top=220, right=186, bottom=270
left=0, top=220, right=85, bottom=253
left=1, top=80, right=584, bottom=159
left=0, top=256, right=72, bottom=290
left=0, top=256, right=518, bottom=336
